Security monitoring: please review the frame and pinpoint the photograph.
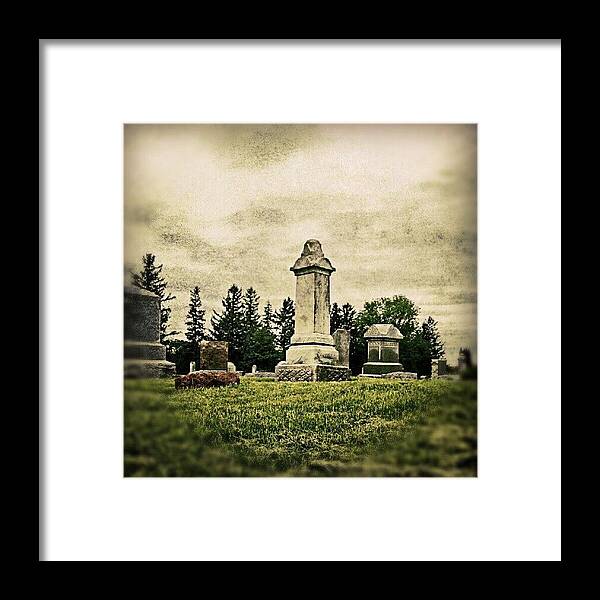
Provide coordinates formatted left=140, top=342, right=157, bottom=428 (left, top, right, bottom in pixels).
left=123, top=124, right=478, bottom=477
left=41, top=39, right=560, bottom=561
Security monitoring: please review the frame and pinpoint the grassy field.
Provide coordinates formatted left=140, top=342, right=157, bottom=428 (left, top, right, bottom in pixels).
left=124, top=377, right=477, bottom=477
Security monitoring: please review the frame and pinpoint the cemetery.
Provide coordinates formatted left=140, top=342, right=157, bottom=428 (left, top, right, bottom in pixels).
left=124, top=239, right=477, bottom=476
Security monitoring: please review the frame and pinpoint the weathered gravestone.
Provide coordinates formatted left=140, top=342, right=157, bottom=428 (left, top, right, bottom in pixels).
left=124, top=286, right=175, bottom=378
left=333, top=328, right=350, bottom=368
left=275, top=240, right=351, bottom=382
left=361, top=324, right=405, bottom=376
left=431, top=358, right=447, bottom=379
left=199, top=340, right=228, bottom=371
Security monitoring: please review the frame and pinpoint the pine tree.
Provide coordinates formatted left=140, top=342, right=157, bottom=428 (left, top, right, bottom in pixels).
left=185, top=286, right=206, bottom=345
left=242, top=287, right=261, bottom=333
left=262, top=301, right=275, bottom=334
left=275, top=297, right=295, bottom=355
left=130, top=253, right=177, bottom=342
left=340, top=303, right=357, bottom=331
left=421, top=316, right=445, bottom=359
left=239, top=287, right=262, bottom=371
left=330, top=302, right=343, bottom=333
left=210, top=284, right=244, bottom=364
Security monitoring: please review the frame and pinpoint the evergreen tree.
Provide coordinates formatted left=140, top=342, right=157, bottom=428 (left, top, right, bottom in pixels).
left=275, top=297, right=295, bottom=356
left=130, top=253, right=177, bottom=342
left=240, top=287, right=262, bottom=371
left=210, top=284, right=244, bottom=365
left=242, top=287, right=261, bottom=333
left=184, top=286, right=205, bottom=364
left=262, top=301, right=276, bottom=334
left=421, top=316, right=445, bottom=359
left=330, top=302, right=343, bottom=333
left=340, top=303, right=357, bottom=331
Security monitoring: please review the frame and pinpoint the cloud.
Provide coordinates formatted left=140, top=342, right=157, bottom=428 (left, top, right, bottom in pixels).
left=220, top=125, right=318, bottom=169
left=124, top=124, right=477, bottom=361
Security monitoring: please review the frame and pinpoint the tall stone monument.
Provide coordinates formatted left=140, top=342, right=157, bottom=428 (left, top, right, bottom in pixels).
left=124, top=286, right=175, bottom=378
left=275, top=240, right=351, bottom=382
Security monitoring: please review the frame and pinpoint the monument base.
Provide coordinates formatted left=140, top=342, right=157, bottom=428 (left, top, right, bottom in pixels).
left=275, top=363, right=351, bottom=382
left=382, top=371, right=418, bottom=379
left=361, top=362, right=404, bottom=375
left=285, top=343, right=339, bottom=365
left=358, top=371, right=418, bottom=380
left=124, top=359, right=176, bottom=378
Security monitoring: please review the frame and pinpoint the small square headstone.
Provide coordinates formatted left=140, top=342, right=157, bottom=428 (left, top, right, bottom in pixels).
left=199, top=341, right=228, bottom=371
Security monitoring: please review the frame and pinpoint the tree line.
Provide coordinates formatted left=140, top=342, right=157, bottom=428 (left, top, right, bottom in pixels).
left=131, top=253, right=445, bottom=376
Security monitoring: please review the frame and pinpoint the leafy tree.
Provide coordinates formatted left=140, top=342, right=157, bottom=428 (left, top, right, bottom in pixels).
left=210, top=284, right=244, bottom=365
left=356, top=295, right=421, bottom=339
left=184, top=286, right=205, bottom=365
left=350, top=296, right=445, bottom=377
left=242, top=325, right=280, bottom=371
left=275, top=297, right=295, bottom=357
left=130, top=253, right=177, bottom=342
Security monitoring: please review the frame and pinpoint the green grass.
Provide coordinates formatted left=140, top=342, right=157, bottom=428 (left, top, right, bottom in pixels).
left=124, top=378, right=477, bottom=477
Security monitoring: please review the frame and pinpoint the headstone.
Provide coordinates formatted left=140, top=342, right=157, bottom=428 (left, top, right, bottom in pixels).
left=227, top=362, right=236, bottom=373
left=333, top=329, right=350, bottom=367
left=431, top=358, right=447, bottom=378
left=124, top=286, right=175, bottom=378
left=275, top=240, right=351, bottom=382
left=252, top=364, right=257, bottom=374
left=361, top=324, right=404, bottom=376
left=199, top=340, right=228, bottom=371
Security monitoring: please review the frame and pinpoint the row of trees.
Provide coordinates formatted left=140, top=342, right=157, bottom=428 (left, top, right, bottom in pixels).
left=130, top=254, right=295, bottom=373
left=130, top=253, right=445, bottom=376
left=331, top=297, right=445, bottom=375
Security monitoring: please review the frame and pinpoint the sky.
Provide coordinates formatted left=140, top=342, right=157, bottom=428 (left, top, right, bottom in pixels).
left=124, top=124, right=477, bottom=363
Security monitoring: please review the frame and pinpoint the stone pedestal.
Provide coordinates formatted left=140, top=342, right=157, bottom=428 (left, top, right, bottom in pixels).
left=124, top=287, right=175, bottom=378
left=275, top=363, right=351, bottom=382
left=276, top=240, right=351, bottom=382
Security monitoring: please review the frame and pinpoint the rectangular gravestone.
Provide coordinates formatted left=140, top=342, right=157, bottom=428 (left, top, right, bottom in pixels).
left=431, top=359, right=447, bottom=378
left=333, top=329, right=350, bottom=367
left=199, top=341, right=228, bottom=371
